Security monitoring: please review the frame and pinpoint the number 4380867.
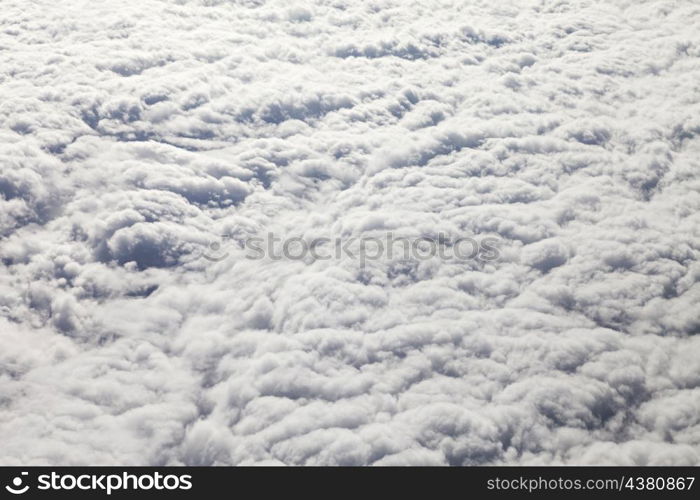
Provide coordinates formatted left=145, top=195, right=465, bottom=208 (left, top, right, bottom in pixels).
left=624, top=476, right=695, bottom=491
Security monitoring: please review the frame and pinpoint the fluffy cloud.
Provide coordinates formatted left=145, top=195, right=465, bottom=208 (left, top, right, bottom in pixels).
left=0, top=0, right=699, bottom=465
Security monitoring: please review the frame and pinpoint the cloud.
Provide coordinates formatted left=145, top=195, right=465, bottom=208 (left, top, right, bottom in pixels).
left=0, top=0, right=699, bottom=466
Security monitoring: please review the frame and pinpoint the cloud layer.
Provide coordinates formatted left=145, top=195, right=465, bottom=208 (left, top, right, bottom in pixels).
left=1, top=0, right=699, bottom=465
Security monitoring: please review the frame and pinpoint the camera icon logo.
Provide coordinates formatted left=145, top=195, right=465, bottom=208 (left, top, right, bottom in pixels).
left=5, top=472, right=29, bottom=495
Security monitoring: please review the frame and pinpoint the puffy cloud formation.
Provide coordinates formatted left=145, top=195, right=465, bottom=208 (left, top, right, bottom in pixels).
left=1, top=0, right=700, bottom=465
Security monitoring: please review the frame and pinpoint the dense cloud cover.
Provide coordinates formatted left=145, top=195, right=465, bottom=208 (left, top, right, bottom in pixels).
left=1, top=0, right=699, bottom=465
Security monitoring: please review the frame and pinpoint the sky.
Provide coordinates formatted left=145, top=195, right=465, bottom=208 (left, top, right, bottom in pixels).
left=0, top=0, right=699, bottom=465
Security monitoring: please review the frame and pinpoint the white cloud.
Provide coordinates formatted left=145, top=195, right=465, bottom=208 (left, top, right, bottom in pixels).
left=0, top=0, right=699, bottom=465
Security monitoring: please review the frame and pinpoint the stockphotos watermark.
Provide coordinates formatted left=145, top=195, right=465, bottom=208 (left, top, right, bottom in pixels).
left=4, top=471, right=192, bottom=496
left=193, top=231, right=501, bottom=266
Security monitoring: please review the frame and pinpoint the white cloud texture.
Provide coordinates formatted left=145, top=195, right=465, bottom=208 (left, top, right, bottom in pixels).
left=1, top=0, right=699, bottom=465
